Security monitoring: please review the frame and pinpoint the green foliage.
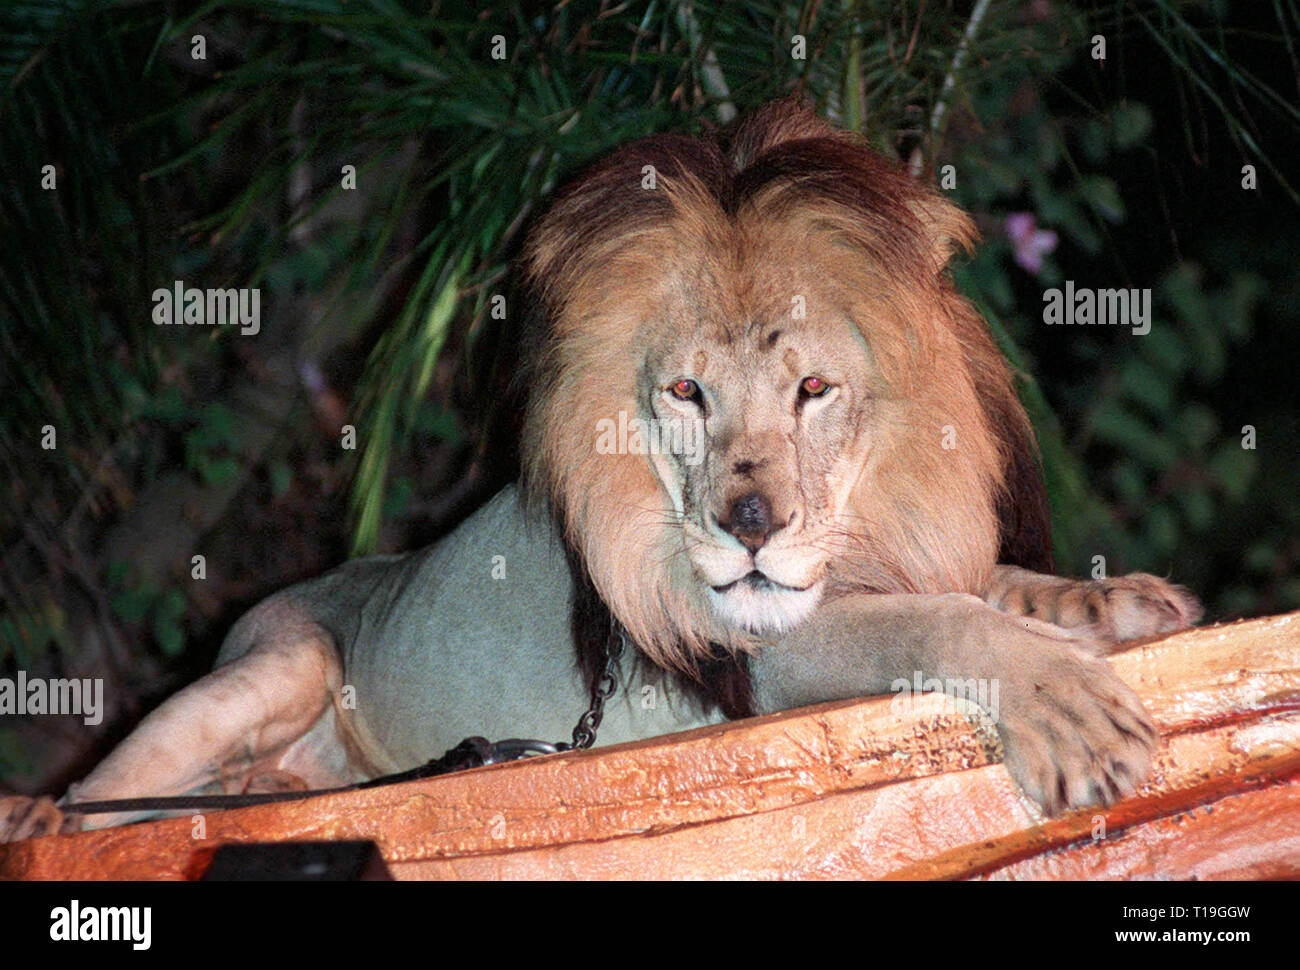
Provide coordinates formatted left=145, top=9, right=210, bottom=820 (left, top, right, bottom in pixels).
left=944, top=26, right=1276, bottom=588
left=1082, top=268, right=1264, bottom=565
left=106, top=563, right=188, bottom=658
left=0, top=3, right=189, bottom=451
left=131, top=0, right=1112, bottom=553
left=0, top=598, right=71, bottom=669
left=183, top=403, right=243, bottom=487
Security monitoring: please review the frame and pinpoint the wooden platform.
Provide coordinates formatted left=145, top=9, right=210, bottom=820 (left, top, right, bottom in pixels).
left=3, top=611, right=1298, bottom=880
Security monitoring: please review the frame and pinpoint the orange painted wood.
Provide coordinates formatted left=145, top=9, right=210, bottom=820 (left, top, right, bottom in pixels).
left=2, top=611, right=1298, bottom=880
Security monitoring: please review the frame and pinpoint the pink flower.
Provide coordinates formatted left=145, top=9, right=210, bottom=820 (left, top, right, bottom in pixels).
left=1004, top=212, right=1058, bottom=275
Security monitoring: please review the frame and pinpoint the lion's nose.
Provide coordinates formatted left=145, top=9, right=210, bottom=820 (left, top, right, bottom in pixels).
left=719, top=492, right=782, bottom=552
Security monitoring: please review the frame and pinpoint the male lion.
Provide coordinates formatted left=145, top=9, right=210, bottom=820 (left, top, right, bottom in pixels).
left=1, top=101, right=1200, bottom=842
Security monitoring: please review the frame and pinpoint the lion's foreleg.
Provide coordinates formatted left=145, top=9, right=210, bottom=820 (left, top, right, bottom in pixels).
left=751, top=592, right=1157, bottom=814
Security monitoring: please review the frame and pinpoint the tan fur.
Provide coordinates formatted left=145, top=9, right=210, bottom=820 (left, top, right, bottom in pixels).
left=520, top=102, right=1029, bottom=674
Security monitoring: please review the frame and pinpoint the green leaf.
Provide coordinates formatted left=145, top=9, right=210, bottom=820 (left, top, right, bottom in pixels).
left=153, top=615, right=185, bottom=657
left=110, top=588, right=153, bottom=624
left=1208, top=442, right=1257, bottom=501
left=1145, top=503, right=1180, bottom=554
left=412, top=403, right=464, bottom=444
left=201, top=456, right=241, bottom=487
left=1213, top=272, right=1266, bottom=342
left=1161, top=264, right=1223, bottom=380
left=201, top=403, right=240, bottom=448
left=1111, top=102, right=1153, bottom=150
left=1176, top=403, right=1218, bottom=450
left=1139, top=328, right=1189, bottom=374
left=1081, top=119, right=1109, bottom=164
left=1091, top=402, right=1180, bottom=469
left=1079, top=175, right=1125, bottom=223
left=1119, top=358, right=1172, bottom=414
left=382, top=476, right=414, bottom=520
left=1176, top=486, right=1214, bottom=532
left=1111, top=461, right=1147, bottom=505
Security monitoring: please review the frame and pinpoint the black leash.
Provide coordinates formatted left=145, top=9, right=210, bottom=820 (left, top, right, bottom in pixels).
left=61, top=625, right=628, bottom=816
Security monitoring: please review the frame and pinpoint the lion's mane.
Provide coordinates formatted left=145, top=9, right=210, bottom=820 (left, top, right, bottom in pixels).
left=518, top=101, right=1050, bottom=715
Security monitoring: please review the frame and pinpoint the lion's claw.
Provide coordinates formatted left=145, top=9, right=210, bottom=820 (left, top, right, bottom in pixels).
left=996, top=642, right=1157, bottom=816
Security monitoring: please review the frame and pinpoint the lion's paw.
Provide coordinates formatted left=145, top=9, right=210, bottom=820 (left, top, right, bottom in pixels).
left=997, top=643, right=1158, bottom=815
left=987, top=566, right=1202, bottom=648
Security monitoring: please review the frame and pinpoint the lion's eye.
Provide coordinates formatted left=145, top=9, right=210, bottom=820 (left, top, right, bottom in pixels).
left=799, top=376, right=831, bottom=398
left=669, top=379, right=701, bottom=402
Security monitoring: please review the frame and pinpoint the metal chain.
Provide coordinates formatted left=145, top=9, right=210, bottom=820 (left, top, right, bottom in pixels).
left=568, top=621, right=628, bottom=750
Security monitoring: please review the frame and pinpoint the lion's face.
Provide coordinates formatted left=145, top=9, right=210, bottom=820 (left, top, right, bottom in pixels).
left=638, top=222, right=880, bottom=635
left=522, top=102, right=1036, bottom=674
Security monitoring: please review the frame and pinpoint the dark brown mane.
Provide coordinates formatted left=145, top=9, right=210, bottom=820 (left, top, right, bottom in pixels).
left=522, top=101, right=951, bottom=320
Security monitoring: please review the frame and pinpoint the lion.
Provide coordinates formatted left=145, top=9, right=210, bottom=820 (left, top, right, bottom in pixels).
left=0, top=101, right=1200, bottom=843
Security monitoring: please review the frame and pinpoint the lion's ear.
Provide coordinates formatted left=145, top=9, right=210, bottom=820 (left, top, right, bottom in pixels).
left=906, top=194, right=978, bottom=271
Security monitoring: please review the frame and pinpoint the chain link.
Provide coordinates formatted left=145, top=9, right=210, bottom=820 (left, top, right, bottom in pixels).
left=568, top=622, right=627, bottom=750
